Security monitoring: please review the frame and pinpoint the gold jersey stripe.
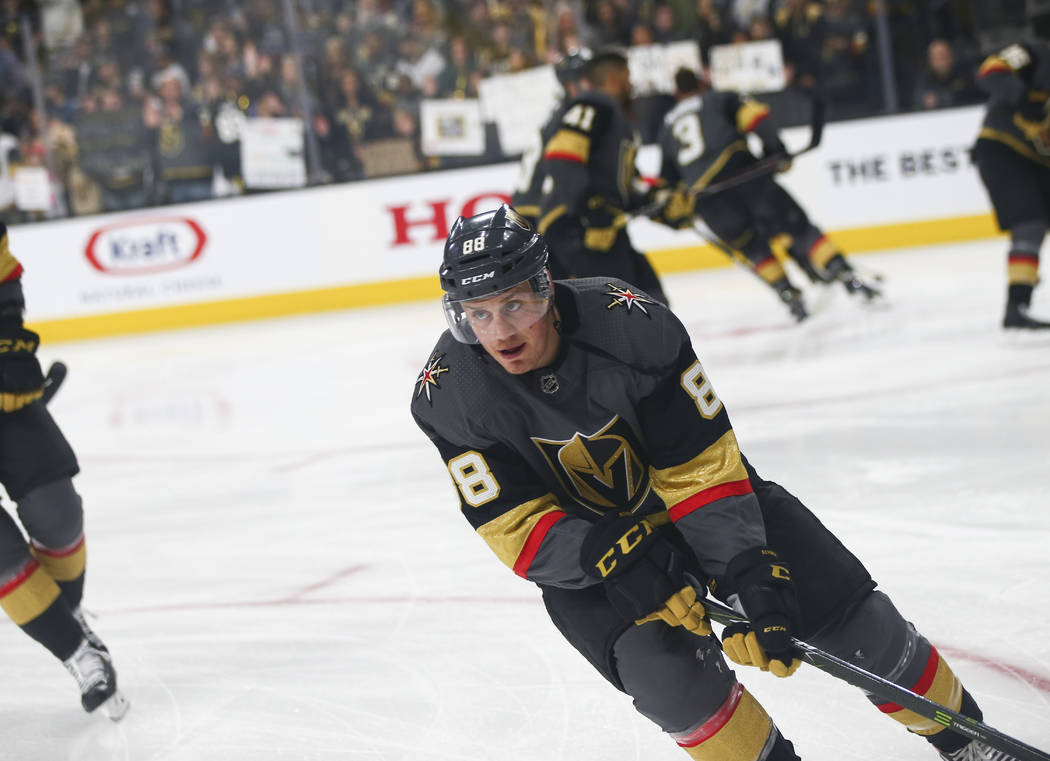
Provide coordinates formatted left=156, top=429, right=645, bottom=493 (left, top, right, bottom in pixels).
left=0, top=231, right=21, bottom=282
left=31, top=538, right=87, bottom=582
left=979, top=126, right=1050, bottom=168
left=651, top=429, right=748, bottom=509
left=736, top=101, right=770, bottom=133
left=690, top=141, right=749, bottom=192
left=544, top=129, right=591, bottom=164
left=977, top=56, right=1011, bottom=77
left=476, top=494, right=564, bottom=572
left=0, top=561, right=62, bottom=625
left=681, top=686, right=773, bottom=761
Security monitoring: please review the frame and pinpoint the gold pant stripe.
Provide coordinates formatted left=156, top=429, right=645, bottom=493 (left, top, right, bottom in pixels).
left=880, top=649, right=963, bottom=735
left=809, top=236, right=839, bottom=270
left=0, top=561, right=62, bottom=625
left=31, top=537, right=86, bottom=582
left=680, top=685, right=773, bottom=761
left=1008, top=261, right=1039, bottom=285
left=755, top=257, right=787, bottom=284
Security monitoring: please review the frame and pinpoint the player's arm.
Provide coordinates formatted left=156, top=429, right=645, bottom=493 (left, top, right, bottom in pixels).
left=415, top=417, right=595, bottom=588
left=733, top=93, right=786, bottom=159
left=976, top=43, right=1031, bottom=108
left=0, top=223, right=46, bottom=412
left=635, top=331, right=767, bottom=579
left=537, top=100, right=612, bottom=236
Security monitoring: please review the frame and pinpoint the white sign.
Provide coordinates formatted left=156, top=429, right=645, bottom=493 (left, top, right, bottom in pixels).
left=478, top=65, right=561, bottom=155
left=14, top=167, right=53, bottom=212
left=420, top=99, right=486, bottom=156
left=628, top=41, right=703, bottom=96
left=240, top=118, right=307, bottom=189
left=709, top=39, right=787, bottom=93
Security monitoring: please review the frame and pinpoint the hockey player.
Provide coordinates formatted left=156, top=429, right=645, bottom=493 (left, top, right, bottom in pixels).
left=411, top=204, right=1020, bottom=761
left=654, top=67, right=880, bottom=321
left=511, top=47, right=594, bottom=228
left=533, top=48, right=669, bottom=304
left=0, top=223, right=128, bottom=720
left=973, top=39, right=1050, bottom=329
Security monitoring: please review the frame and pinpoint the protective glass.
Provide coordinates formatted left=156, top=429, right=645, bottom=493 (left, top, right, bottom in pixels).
left=443, top=270, right=554, bottom=344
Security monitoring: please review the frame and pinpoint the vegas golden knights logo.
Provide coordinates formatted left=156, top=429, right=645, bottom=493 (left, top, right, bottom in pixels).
left=532, top=416, right=650, bottom=513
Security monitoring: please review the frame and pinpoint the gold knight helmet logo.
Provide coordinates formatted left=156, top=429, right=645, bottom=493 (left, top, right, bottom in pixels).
left=532, top=416, right=650, bottom=513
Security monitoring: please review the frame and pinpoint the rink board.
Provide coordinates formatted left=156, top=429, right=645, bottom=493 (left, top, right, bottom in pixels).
left=17, top=105, right=1001, bottom=342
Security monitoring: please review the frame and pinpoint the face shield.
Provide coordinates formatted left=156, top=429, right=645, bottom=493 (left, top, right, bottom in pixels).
left=443, top=268, right=554, bottom=344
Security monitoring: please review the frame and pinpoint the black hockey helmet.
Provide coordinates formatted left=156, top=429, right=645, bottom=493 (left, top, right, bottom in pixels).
left=554, top=47, right=594, bottom=88
left=439, top=204, right=554, bottom=343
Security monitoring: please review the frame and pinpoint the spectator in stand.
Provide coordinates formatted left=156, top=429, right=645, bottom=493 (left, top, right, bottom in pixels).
left=587, top=0, right=631, bottom=47
left=913, top=38, right=982, bottom=111
left=326, top=67, right=387, bottom=181
left=774, top=0, right=827, bottom=93
left=694, top=0, right=733, bottom=64
left=74, top=86, right=153, bottom=212
left=436, top=34, right=481, bottom=98
left=822, top=0, right=875, bottom=118
left=652, top=2, right=686, bottom=42
left=143, top=70, right=215, bottom=205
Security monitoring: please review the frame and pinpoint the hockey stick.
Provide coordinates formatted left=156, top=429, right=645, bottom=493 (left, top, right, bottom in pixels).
left=636, top=97, right=826, bottom=220
left=703, top=598, right=1050, bottom=761
left=689, top=97, right=826, bottom=200
left=42, top=361, right=67, bottom=405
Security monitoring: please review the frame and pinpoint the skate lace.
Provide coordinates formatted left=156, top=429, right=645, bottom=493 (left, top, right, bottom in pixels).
left=64, top=641, right=109, bottom=693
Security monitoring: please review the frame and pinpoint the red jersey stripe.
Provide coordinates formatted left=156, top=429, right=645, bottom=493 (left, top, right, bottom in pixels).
left=513, top=511, right=567, bottom=578
left=669, top=478, right=753, bottom=522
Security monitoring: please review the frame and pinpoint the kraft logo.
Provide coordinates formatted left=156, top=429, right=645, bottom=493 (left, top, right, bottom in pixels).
left=85, top=217, right=206, bottom=275
left=461, top=271, right=495, bottom=285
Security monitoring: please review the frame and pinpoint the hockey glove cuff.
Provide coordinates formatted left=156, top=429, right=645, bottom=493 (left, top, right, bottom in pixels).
left=0, top=326, right=44, bottom=412
left=581, top=512, right=711, bottom=636
left=719, top=546, right=802, bottom=677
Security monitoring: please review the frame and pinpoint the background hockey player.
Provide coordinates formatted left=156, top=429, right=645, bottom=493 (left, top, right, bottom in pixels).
left=533, top=48, right=669, bottom=304
left=654, top=67, right=880, bottom=321
left=973, top=38, right=1050, bottom=330
left=0, top=223, right=128, bottom=720
left=412, top=204, right=1021, bottom=761
left=511, top=47, right=593, bottom=229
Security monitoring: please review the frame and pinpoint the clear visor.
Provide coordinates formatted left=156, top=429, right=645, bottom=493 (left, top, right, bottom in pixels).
left=443, top=270, right=554, bottom=344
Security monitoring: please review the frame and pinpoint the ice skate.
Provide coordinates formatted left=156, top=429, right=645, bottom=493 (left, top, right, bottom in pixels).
left=1003, top=301, right=1050, bottom=329
left=939, top=740, right=1020, bottom=761
left=63, top=638, right=130, bottom=721
left=826, top=256, right=882, bottom=300
left=72, top=606, right=108, bottom=653
left=778, top=285, right=809, bottom=321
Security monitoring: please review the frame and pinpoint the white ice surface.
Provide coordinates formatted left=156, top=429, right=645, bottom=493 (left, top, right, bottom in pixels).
left=3, top=238, right=1049, bottom=761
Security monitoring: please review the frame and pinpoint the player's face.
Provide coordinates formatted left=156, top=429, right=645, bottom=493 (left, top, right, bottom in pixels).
left=463, top=283, right=560, bottom=374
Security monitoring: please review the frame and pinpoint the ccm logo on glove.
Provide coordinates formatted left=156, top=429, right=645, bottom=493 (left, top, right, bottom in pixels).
left=592, top=518, right=654, bottom=578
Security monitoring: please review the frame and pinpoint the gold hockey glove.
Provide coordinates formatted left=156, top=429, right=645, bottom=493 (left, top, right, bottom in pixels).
left=635, top=584, right=711, bottom=635
left=0, top=326, right=44, bottom=412
left=647, top=186, right=695, bottom=230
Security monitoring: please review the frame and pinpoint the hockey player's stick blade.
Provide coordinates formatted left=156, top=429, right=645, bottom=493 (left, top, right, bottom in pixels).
left=42, top=361, right=67, bottom=405
left=702, top=599, right=1050, bottom=761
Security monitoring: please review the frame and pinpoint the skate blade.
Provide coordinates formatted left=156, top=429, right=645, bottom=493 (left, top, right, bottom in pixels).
left=100, top=691, right=130, bottom=722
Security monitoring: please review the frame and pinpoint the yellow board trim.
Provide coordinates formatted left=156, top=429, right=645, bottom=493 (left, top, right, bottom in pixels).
left=29, top=213, right=1003, bottom=344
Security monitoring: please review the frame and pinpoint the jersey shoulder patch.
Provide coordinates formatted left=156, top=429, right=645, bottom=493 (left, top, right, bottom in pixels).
left=562, top=278, right=687, bottom=371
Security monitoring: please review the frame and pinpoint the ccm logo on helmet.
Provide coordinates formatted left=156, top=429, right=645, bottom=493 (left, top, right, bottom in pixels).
left=461, top=271, right=496, bottom=285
